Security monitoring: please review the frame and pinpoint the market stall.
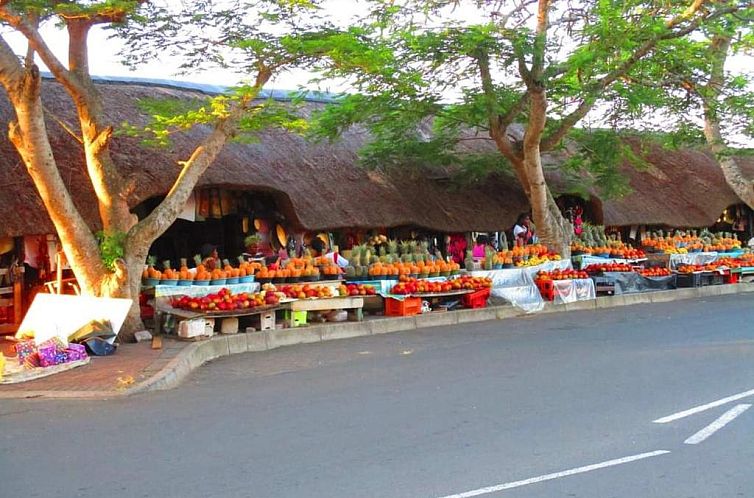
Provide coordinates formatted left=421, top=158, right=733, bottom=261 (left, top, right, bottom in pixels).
left=574, top=255, right=647, bottom=270
left=668, top=252, right=720, bottom=269
left=533, top=269, right=596, bottom=304
left=471, top=259, right=572, bottom=312
left=382, top=276, right=489, bottom=315
left=593, top=271, right=676, bottom=295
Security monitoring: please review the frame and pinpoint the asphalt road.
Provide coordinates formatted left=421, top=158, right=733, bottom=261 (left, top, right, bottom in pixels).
left=2, top=294, right=754, bottom=498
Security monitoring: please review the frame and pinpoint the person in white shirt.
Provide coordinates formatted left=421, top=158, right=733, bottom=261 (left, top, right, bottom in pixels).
left=513, top=213, right=535, bottom=245
left=310, top=238, right=349, bottom=268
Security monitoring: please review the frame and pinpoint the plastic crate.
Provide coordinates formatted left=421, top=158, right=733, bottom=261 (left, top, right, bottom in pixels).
left=536, top=280, right=555, bottom=301
left=676, top=273, right=701, bottom=288
left=282, top=310, right=308, bottom=327
left=385, top=297, right=422, bottom=316
left=703, top=272, right=725, bottom=286
left=726, top=271, right=739, bottom=284
left=462, top=288, right=491, bottom=309
left=540, top=288, right=555, bottom=301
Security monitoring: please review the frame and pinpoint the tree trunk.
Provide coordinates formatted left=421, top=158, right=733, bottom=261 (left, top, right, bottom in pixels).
left=522, top=148, right=572, bottom=256
left=105, top=248, right=148, bottom=342
left=6, top=66, right=112, bottom=294
left=701, top=34, right=754, bottom=209
left=522, top=86, right=572, bottom=257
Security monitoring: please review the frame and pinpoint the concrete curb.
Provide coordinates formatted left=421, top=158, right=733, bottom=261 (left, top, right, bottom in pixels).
left=130, top=282, right=754, bottom=396
left=5, top=283, right=754, bottom=399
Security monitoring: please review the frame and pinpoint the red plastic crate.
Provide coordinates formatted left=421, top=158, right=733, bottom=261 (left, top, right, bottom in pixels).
left=385, top=297, right=422, bottom=316
left=725, top=271, right=739, bottom=284
left=140, top=304, right=155, bottom=320
left=536, top=280, right=555, bottom=301
left=462, top=288, right=491, bottom=308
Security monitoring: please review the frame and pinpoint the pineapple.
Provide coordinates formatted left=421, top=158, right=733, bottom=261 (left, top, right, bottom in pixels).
left=465, top=250, right=475, bottom=272
left=500, top=232, right=509, bottom=252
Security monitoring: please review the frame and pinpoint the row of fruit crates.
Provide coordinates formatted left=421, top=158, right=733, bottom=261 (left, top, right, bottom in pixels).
left=384, top=288, right=491, bottom=316
left=675, top=271, right=733, bottom=288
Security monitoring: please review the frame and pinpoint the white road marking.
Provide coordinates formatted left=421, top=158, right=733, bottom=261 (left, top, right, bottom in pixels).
left=436, top=450, right=670, bottom=498
left=683, top=403, right=751, bottom=445
left=653, top=387, right=754, bottom=424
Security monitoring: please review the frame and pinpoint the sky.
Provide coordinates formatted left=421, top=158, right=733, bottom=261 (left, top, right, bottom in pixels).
left=2, top=0, right=752, bottom=145
left=4, top=1, right=365, bottom=94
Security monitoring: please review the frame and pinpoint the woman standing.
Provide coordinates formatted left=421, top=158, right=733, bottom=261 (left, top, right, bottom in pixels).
left=471, top=234, right=490, bottom=258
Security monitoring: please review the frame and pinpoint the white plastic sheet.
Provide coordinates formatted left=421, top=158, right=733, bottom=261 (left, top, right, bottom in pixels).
left=576, top=256, right=647, bottom=269
left=599, top=272, right=676, bottom=294
left=17, top=294, right=132, bottom=345
left=668, top=252, right=719, bottom=269
left=552, top=278, right=596, bottom=304
left=471, top=260, right=572, bottom=313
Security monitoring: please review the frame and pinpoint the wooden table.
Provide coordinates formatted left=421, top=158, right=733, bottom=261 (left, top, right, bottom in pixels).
left=156, top=304, right=282, bottom=337
left=287, top=296, right=364, bottom=327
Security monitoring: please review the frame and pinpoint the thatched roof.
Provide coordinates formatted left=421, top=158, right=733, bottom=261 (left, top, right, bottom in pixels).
left=0, top=78, right=750, bottom=238
left=0, top=79, right=533, bottom=237
left=600, top=142, right=754, bottom=227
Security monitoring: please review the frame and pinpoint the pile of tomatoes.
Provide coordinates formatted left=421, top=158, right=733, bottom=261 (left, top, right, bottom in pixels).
left=639, top=267, right=671, bottom=277
left=535, top=269, right=589, bottom=281
left=584, top=263, right=633, bottom=273
left=451, top=276, right=493, bottom=291
left=391, top=278, right=454, bottom=295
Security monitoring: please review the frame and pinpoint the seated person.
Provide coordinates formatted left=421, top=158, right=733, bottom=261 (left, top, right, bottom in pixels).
left=199, top=243, right=219, bottom=271
left=513, top=213, right=535, bottom=245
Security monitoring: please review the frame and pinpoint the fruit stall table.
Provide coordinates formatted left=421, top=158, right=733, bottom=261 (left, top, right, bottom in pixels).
left=591, top=272, right=676, bottom=295
left=381, top=289, right=482, bottom=317
left=346, top=278, right=454, bottom=313
left=732, top=266, right=754, bottom=282
left=667, top=252, right=720, bottom=269
left=151, top=283, right=262, bottom=337
left=573, top=255, right=647, bottom=270
left=286, top=296, right=365, bottom=326
left=471, top=260, right=571, bottom=313
left=674, top=268, right=731, bottom=288
left=345, top=279, right=398, bottom=296
left=543, top=278, right=596, bottom=304
left=157, top=304, right=283, bottom=338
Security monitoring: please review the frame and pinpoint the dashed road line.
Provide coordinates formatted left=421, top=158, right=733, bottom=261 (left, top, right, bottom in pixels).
left=684, top=404, right=751, bottom=445
left=436, top=450, right=671, bottom=498
left=654, top=388, right=754, bottom=424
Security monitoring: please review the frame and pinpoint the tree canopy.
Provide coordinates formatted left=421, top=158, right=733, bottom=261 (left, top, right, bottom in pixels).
left=308, top=0, right=750, bottom=252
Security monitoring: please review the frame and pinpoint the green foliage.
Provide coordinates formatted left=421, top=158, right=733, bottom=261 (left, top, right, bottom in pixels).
left=307, top=0, right=747, bottom=202
left=3, top=0, right=144, bottom=18
left=96, top=231, right=126, bottom=271
left=120, top=89, right=309, bottom=147
left=111, top=1, right=382, bottom=146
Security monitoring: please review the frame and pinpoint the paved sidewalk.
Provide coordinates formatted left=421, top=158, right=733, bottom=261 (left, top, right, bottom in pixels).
left=0, top=338, right=189, bottom=398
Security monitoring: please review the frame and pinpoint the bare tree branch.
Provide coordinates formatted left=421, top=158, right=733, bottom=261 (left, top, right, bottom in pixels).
left=128, top=67, right=273, bottom=250
left=0, top=7, right=82, bottom=95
